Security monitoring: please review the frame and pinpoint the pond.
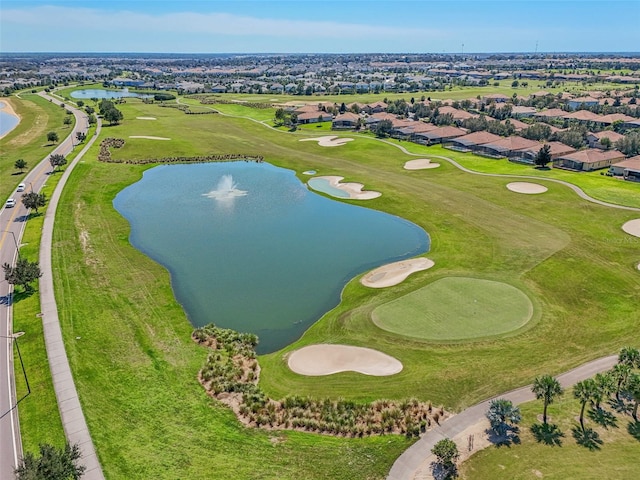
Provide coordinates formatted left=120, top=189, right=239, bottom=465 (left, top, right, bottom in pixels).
left=113, top=162, right=429, bottom=353
left=70, top=88, right=151, bottom=99
left=0, top=101, right=20, bottom=138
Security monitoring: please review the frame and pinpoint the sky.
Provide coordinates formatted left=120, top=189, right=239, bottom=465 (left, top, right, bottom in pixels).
left=1, top=0, right=639, bottom=54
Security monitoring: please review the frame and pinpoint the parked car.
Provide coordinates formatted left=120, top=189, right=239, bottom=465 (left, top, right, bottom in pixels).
left=17, top=183, right=25, bottom=192
left=5, top=198, right=16, bottom=208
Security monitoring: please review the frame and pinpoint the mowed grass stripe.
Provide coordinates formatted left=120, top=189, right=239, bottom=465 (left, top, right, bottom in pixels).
left=372, top=277, right=533, bottom=340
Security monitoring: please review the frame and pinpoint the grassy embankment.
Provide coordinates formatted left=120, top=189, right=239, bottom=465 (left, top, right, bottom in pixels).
left=460, top=391, right=640, bottom=479
left=0, top=94, right=70, bottom=202
left=15, top=95, right=640, bottom=478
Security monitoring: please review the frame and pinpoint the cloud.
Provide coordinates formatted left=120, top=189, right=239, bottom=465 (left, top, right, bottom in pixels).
left=1, top=5, right=439, bottom=40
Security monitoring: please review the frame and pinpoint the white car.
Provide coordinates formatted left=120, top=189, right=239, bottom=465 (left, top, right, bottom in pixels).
left=5, top=198, right=16, bottom=208
left=17, top=183, right=26, bottom=192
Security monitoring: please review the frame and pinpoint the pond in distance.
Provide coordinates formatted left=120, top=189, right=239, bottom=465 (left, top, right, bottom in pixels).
left=113, top=162, right=429, bottom=353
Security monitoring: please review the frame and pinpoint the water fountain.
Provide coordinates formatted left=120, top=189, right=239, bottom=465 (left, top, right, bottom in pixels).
left=203, top=174, right=248, bottom=200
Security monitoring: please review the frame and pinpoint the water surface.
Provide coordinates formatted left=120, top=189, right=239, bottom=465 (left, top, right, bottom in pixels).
left=71, top=88, right=150, bottom=99
left=114, top=162, right=429, bottom=353
left=0, top=101, right=20, bottom=137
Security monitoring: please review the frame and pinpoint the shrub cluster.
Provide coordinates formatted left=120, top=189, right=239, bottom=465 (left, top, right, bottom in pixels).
left=97, top=138, right=264, bottom=165
left=193, top=323, right=447, bottom=438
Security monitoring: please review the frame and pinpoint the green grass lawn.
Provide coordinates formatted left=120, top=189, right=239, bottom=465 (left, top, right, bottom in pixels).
left=9, top=97, right=640, bottom=478
left=371, top=277, right=534, bottom=341
left=0, top=94, right=70, bottom=202
left=459, top=392, right=640, bottom=480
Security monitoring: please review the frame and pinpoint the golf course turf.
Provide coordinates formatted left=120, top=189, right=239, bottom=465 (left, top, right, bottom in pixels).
left=6, top=88, right=640, bottom=479
left=371, top=277, right=534, bottom=341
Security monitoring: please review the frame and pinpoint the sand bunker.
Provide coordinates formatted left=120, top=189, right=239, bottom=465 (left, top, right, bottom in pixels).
left=299, top=135, right=354, bottom=147
left=302, top=170, right=316, bottom=175
left=312, top=176, right=381, bottom=200
left=129, top=135, right=171, bottom=140
left=136, top=116, right=157, bottom=120
left=361, top=258, right=435, bottom=288
left=288, top=344, right=403, bottom=376
left=404, top=159, right=441, bottom=170
left=506, top=182, right=548, bottom=194
left=622, top=219, right=640, bottom=238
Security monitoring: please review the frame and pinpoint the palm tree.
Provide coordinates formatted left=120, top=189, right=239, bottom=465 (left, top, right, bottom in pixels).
left=593, top=372, right=614, bottom=409
left=486, top=398, right=521, bottom=437
left=574, top=378, right=597, bottom=431
left=611, top=363, right=632, bottom=401
left=619, top=347, right=640, bottom=368
left=532, top=374, right=563, bottom=424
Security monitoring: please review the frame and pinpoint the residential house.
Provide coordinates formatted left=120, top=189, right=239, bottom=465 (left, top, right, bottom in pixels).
left=509, top=141, right=576, bottom=164
left=562, top=110, right=605, bottom=123
left=533, top=108, right=568, bottom=120
left=597, top=113, right=636, bottom=126
left=364, top=101, right=388, bottom=114
left=437, top=105, right=476, bottom=122
left=510, top=106, right=537, bottom=119
left=586, top=131, right=625, bottom=149
left=553, top=149, right=625, bottom=171
left=210, top=84, right=226, bottom=93
left=474, top=136, right=541, bottom=158
left=482, top=93, right=510, bottom=103
left=332, top=112, right=360, bottom=129
left=296, top=111, right=333, bottom=124
left=443, top=131, right=502, bottom=152
left=608, top=155, right=640, bottom=181
left=413, top=126, right=467, bottom=145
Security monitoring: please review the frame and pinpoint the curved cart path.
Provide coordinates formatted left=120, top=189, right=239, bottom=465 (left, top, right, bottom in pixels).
left=387, top=355, right=618, bottom=480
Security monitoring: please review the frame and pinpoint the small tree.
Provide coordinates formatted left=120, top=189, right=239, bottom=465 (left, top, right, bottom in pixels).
left=76, top=100, right=84, bottom=107
left=628, top=373, right=640, bottom=421
left=534, top=144, right=552, bottom=168
left=21, top=192, right=47, bottom=213
left=14, top=158, right=27, bottom=173
left=3, top=258, right=42, bottom=293
left=619, top=346, right=640, bottom=368
left=47, top=131, right=59, bottom=144
left=373, top=119, right=393, bottom=137
left=599, top=136, right=612, bottom=150
left=611, top=363, right=632, bottom=401
left=14, top=442, right=86, bottom=480
left=103, top=107, right=123, bottom=125
left=63, top=116, right=72, bottom=127
left=49, top=154, right=67, bottom=172
left=76, top=131, right=86, bottom=143
left=431, top=438, right=459, bottom=479
left=532, top=374, right=563, bottom=424
left=486, top=398, right=521, bottom=437
left=574, top=378, right=597, bottom=431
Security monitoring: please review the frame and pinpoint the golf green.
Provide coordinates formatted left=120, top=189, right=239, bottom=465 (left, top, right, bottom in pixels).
left=371, top=277, right=533, bottom=340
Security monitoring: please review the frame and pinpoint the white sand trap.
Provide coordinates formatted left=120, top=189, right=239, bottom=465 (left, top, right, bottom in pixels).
left=313, top=175, right=381, bottom=200
left=299, top=135, right=354, bottom=147
left=288, top=344, right=403, bottom=376
left=361, top=258, right=435, bottom=288
left=622, top=219, right=640, bottom=238
left=136, top=116, right=157, bottom=120
left=129, top=135, right=171, bottom=140
left=506, top=182, right=548, bottom=194
left=404, top=159, right=441, bottom=170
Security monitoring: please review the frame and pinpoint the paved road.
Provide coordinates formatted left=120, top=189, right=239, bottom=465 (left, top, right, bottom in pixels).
left=387, top=355, right=619, bottom=480
left=0, top=93, right=101, bottom=478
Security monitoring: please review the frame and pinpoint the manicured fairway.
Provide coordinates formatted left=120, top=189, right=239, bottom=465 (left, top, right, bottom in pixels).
left=371, top=277, right=533, bottom=340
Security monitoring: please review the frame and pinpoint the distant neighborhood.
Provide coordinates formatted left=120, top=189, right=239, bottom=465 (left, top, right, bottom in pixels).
left=2, top=52, right=638, bottom=180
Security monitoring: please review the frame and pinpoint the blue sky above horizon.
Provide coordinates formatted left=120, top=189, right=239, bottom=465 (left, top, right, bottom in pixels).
left=1, top=1, right=638, bottom=54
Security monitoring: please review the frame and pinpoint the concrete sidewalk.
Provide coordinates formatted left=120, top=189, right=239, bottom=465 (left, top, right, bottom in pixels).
left=388, top=354, right=618, bottom=480
left=39, top=99, right=105, bottom=480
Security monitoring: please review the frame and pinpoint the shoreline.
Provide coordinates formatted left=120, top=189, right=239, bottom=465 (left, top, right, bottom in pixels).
left=0, top=98, right=21, bottom=139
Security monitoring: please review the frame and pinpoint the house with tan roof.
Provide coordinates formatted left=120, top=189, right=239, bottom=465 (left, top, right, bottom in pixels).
left=597, top=113, right=636, bottom=125
left=608, top=155, right=640, bottom=181
left=413, top=126, right=467, bottom=145
left=510, top=106, right=537, bottom=119
left=563, top=110, right=605, bottom=123
left=482, top=93, right=510, bottom=103
left=475, top=136, right=542, bottom=158
left=332, top=112, right=360, bottom=129
left=534, top=108, right=567, bottom=120
left=586, top=130, right=625, bottom=149
left=437, top=105, right=476, bottom=121
left=363, top=101, right=388, bottom=114
left=502, top=118, right=528, bottom=131
left=553, top=149, right=625, bottom=171
left=509, top=141, right=576, bottom=164
left=296, top=111, right=333, bottom=124
left=443, top=131, right=502, bottom=152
